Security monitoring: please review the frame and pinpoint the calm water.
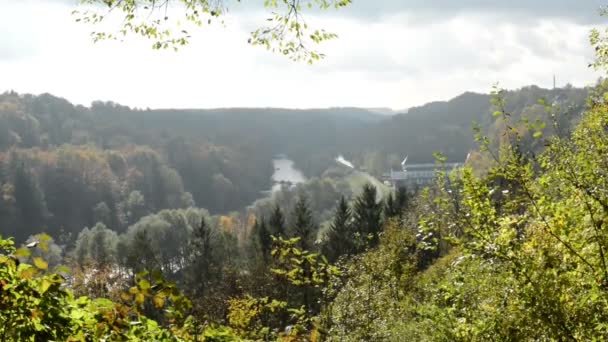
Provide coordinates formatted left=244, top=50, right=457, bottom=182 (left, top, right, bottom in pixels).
left=271, top=158, right=306, bottom=192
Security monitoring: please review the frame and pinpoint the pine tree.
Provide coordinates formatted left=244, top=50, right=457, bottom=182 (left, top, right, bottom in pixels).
left=395, top=186, right=410, bottom=214
left=384, top=192, right=399, bottom=219
left=352, top=183, right=383, bottom=250
left=190, top=216, right=213, bottom=296
left=268, top=204, right=286, bottom=237
left=290, top=195, right=315, bottom=251
left=324, top=195, right=354, bottom=262
left=384, top=186, right=410, bottom=219
left=253, top=216, right=272, bottom=264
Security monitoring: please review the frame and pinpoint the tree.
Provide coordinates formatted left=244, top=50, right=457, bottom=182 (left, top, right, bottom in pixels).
left=268, top=204, right=286, bottom=238
left=73, top=222, right=118, bottom=267
left=12, top=161, right=47, bottom=241
left=323, top=195, right=354, bottom=262
left=24, top=234, right=63, bottom=270
left=93, top=202, right=111, bottom=226
left=124, top=190, right=147, bottom=225
left=189, top=216, right=214, bottom=296
left=251, top=216, right=272, bottom=264
left=352, top=183, right=383, bottom=250
left=0, top=233, right=229, bottom=341
left=74, top=0, right=352, bottom=63
left=384, top=186, right=410, bottom=219
left=395, top=186, right=410, bottom=214
left=127, top=230, right=158, bottom=274
left=289, top=195, right=315, bottom=251
left=383, top=192, right=398, bottom=219
left=258, top=218, right=272, bottom=263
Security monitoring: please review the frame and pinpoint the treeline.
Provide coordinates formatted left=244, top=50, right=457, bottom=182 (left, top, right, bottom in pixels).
left=321, top=83, right=608, bottom=340
left=0, top=92, right=275, bottom=217
left=0, top=84, right=596, bottom=340
left=3, top=81, right=608, bottom=339
left=0, top=146, right=193, bottom=242
left=343, top=85, right=588, bottom=176
left=0, top=171, right=412, bottom=340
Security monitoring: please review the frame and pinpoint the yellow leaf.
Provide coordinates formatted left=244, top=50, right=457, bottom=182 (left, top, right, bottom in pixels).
left=14, top=248, right=31, bottom=258
left=38, top=233, right=52, bottom=242
left=135, top=292, right=145, bottom=304
left=18, top=265, right=37, bottom=280
left=153, top=295, right=165, bottom=308
left=138, top=279, right=151, bottom=290
left=55, top=265, right=71, bottom=274
left=39, top=278, right=52, bottom=294
left=33, top=257, right=48, bottom=270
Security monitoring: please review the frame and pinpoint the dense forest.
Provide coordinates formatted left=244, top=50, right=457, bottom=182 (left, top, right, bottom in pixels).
left=0, top=78, right=601, bottom=340
left=1, top=1, right=607, bottom=335
left=0, top=83, right=588, bottom=242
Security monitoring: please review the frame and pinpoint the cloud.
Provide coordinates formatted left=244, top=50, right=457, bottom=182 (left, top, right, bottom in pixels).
left=342, top=0, right=605, bottom=22
left=26, top=0, right=608, bottom=23
left=229, top=0, right=606, bottom=24
left=0, top=0, right=602, bottom=110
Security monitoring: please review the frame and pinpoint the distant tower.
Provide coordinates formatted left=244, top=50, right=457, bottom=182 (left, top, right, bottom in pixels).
left=553, top=75, right=556, bottom=89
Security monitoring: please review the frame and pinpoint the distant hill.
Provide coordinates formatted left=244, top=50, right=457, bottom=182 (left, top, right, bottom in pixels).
left=337, top=86, right=589, bottom=175
left=0, top=85, right=592, bottom=240
left=0, top=84, right=590, bottom=179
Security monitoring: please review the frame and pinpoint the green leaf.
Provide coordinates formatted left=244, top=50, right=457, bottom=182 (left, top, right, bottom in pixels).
left=33, top=257, right=48, bottom=270
left=14, top=248, right=31, bottom=258
left=135, top=292, right=145, bottom=304
left=18, top=264, right=37, bottom=279
left=153, top=295, right=165, bottom=308
left=39, top=278, right=52, bottom=294
left=55, top=265, right=71, bottom=274
left=533, top=131, right=543, bottom=139
left=139, top=279, right=151, bottom=290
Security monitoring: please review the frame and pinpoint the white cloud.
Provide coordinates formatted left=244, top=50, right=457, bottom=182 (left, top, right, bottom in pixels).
left=0, top=1, right=602, bottom=109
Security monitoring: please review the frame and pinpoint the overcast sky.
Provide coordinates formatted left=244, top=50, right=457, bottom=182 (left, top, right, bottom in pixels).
left=0, top=0, right=604, bottom=109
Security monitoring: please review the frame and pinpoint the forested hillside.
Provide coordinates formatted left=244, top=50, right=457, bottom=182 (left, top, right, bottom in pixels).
left=0, top=80, right=601, bottom=341
left=0, top=85, right=589, bottom=243
left=4, top=0, right=608, bottom=340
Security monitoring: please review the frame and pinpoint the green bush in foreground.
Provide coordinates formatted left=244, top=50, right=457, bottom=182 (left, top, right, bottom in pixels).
left=0, top=233, right=238, bottom=341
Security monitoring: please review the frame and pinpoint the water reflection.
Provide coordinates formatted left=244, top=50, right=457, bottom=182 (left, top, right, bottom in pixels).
left=271, top=157, right=307, bottom=192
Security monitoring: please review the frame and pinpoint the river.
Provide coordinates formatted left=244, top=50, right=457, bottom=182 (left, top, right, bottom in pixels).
left=271, top=157, right=307, bottom=192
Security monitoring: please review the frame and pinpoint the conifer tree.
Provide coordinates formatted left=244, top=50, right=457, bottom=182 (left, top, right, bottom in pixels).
left=254, top=216, right=272, bottom=264
left=352, top=183, right=383, bottom=250
left=384, top=186, right=410, bottom=219
left=395, top=186, right=410, bottom=213
left=268, top=204, right=286, bottom=237
left=384, top=192, right=399, bottom=219
left=290, top=195, right=315, bottom=251
left=190, top=216, right=213, bottom=296
left=324, top=195, right=354, bottom=262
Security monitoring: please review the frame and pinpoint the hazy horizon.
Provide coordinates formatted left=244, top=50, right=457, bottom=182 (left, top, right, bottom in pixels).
left=0, top=0, right=602, bottom=110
